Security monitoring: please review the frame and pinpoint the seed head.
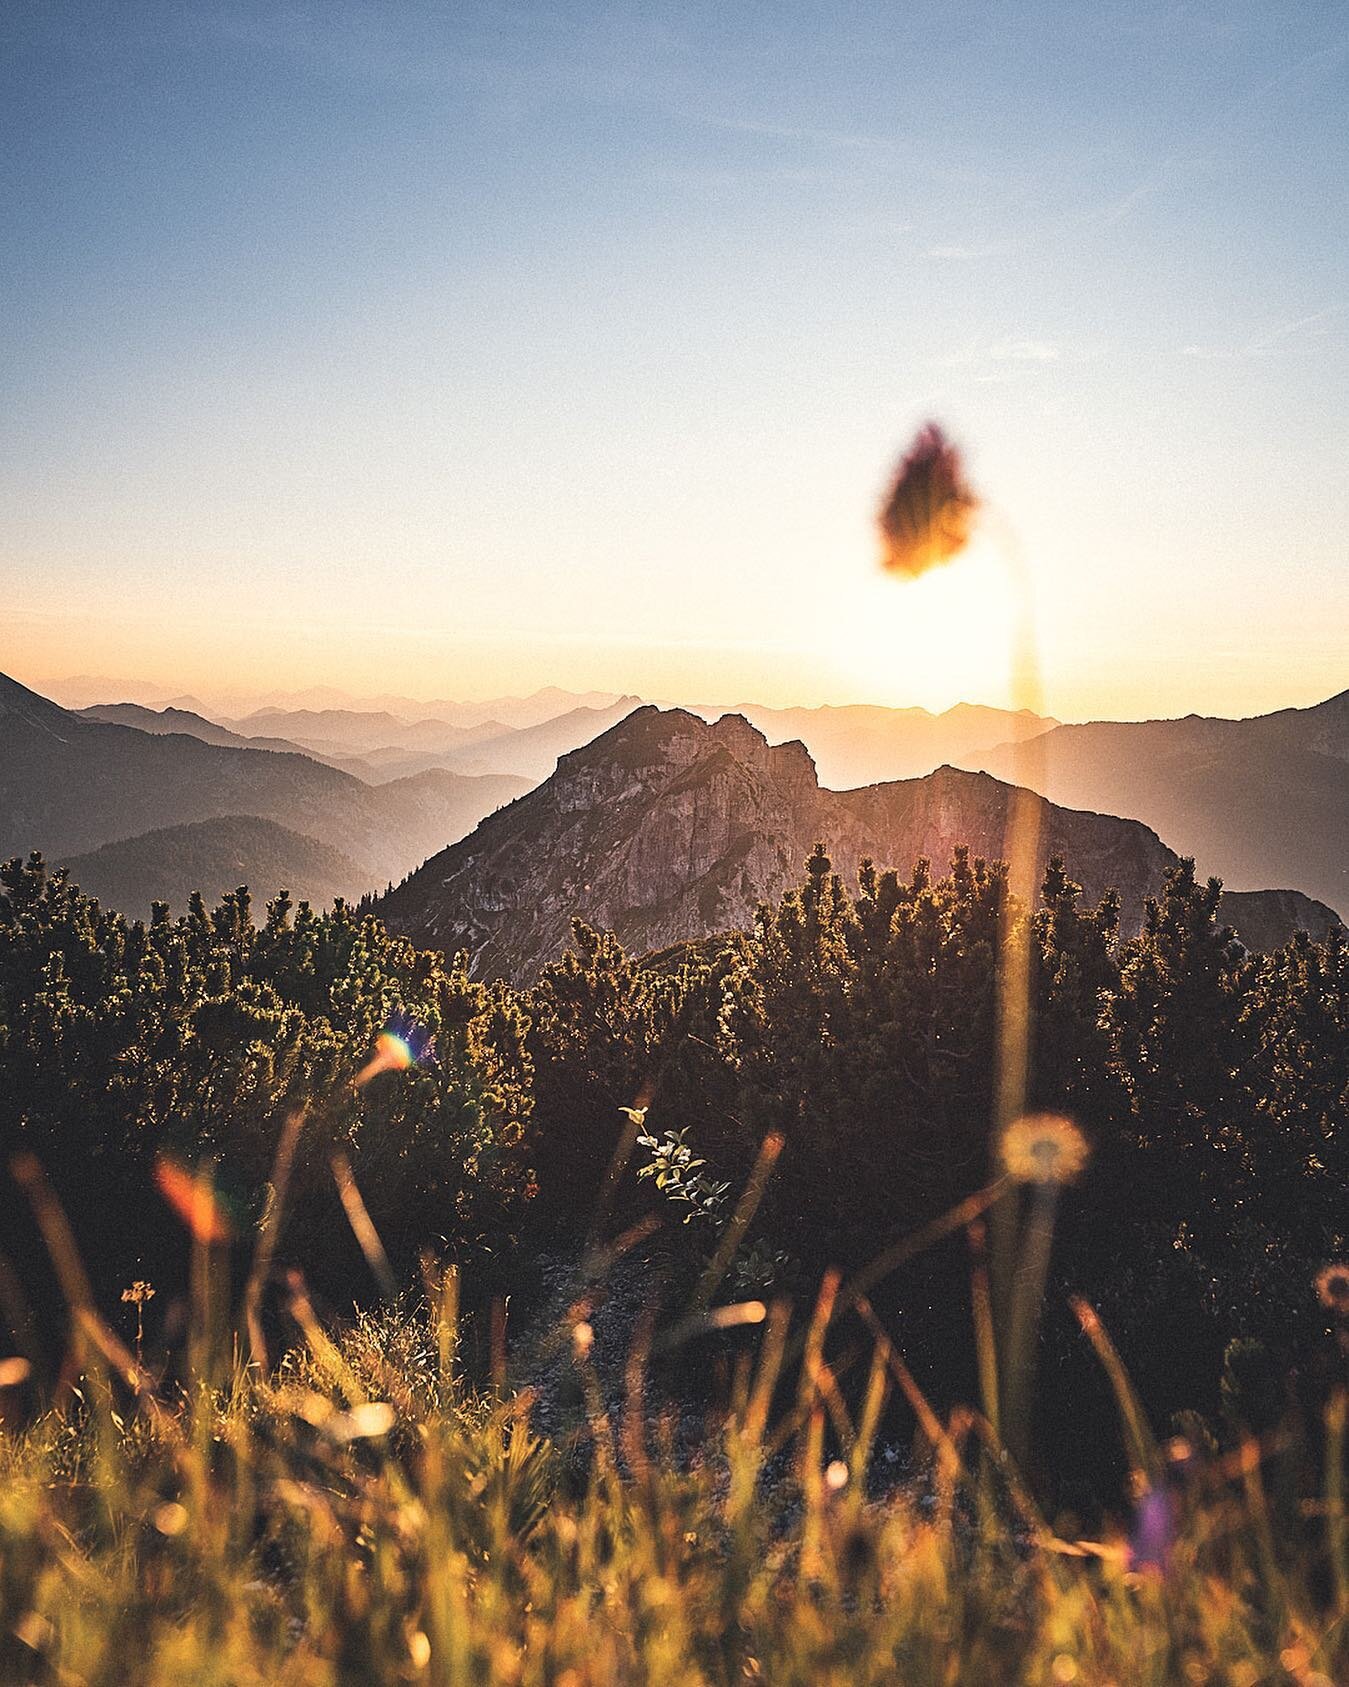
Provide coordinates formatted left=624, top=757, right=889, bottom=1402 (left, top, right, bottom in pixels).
left=1000, top=1112, right=1089, bottom=1187
left=1316, top=1263, right=1349, bottom=1314
left=878, top=422, right=980, bottom=578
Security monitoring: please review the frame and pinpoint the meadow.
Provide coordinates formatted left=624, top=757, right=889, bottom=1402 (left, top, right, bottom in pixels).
left=1, top=1164, right=1347, bottom=1686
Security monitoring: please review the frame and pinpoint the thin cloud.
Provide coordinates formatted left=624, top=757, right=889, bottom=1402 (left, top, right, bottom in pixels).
left=937, top=337, right=1063, bottom=371
left=688, top=112, right=886, bottom=150
left=923, top=241, right=1016, bottom=260
left=987, top=338, right=1060, bottom=362
left=1180, top=302, right=1346, bottom=360
left=1096, top=31, right=1349, bottom=226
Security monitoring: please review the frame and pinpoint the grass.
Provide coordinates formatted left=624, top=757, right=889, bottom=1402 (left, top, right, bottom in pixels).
left=1, top=1206, right=1347, bottom=1687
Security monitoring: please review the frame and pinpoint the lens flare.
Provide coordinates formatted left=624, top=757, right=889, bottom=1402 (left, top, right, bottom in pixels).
left=1130, top=1485, right=1175, bottom=1574
left=154, top=1154, right=234, bottom=1243
left=355, top=1013, right=435, bottom=1089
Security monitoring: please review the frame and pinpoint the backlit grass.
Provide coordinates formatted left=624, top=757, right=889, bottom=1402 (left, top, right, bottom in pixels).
left=1, top=1216, right=1346, bottom=1685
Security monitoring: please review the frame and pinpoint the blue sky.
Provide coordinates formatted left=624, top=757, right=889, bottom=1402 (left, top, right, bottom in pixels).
left=2, top=1, right=1346, bottom=717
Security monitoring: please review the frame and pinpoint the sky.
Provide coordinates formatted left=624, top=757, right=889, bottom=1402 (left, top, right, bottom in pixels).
left=1, top=0, right=1346, bottom=721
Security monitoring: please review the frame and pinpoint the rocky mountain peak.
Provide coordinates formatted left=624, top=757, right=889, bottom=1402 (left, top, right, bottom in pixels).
left=547, top=705, right=818, bottom=808
left=705, top=713, right=818, bottom=795
left=380, top=705, right=1342, bottom=983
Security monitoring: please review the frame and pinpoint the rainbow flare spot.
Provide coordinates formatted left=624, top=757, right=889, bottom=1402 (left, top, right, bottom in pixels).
left=355, top=1013, right=435, bottom=1089
left=154, top=1154, right=233, bottom=1244
left=378, top=1029, right=416, bottom=1069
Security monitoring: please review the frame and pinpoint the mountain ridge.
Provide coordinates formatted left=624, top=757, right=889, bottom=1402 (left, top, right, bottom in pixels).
left=59, top=815, right=369, bottom=920
left=970, top=689, right=1349, bottom=914
left=687, top=699, right=1059, bottom=787
left=381, top=706, right=1341, bottom=983
left=78, top=702, right=334, bottom=762
left=0, top=673, right=529, bottom=900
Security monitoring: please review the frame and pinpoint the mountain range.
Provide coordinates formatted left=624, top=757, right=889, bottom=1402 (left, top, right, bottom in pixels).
left=78, top=702, right=341, bottom=762
left=380, top=707, right=1341, bottom=984
left=40, top=675, right=634, bottom=732
left=223, top=706, right=509, bottom=755
left=218, top=700, right=648, bottom=783
left=0, top=674, right=527, bottom=906
left=47, top=677, right=1061, bottom=789
left=7, top=672, right=1346, bottom=942
left=210, top=694, right=1054, bottom=788
left=971, top=690, right=1349, bottom=916
left=60, top=816, right=370, bottom=920
left=76, top=701, right=507, bottom=785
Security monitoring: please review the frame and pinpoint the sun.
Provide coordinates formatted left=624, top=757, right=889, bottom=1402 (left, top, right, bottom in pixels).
left=824, top=541, right=1017, bottom=714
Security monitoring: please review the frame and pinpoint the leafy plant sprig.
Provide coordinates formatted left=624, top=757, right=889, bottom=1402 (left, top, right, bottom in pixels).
left=636, top=1127, right=731, bottom=1225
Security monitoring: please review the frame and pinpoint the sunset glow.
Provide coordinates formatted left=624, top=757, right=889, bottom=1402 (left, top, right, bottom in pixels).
left=2, top=5, right=1345, bottom=722
left=827, top=549, right=1018, bottom=713
left=2, top=10, right=1346, bottom=1678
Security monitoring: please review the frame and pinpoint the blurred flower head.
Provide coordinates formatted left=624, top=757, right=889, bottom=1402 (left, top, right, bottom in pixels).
left=1000, top=1113, right=1090, bottom=1187
left=877, top=422, right=980, bottom=578
left=1316, top=1263, right=1349, bottom=1314
left=0, top=1356, right=31, bottom=1389
left=705, top=1300, right=767, bottom=1331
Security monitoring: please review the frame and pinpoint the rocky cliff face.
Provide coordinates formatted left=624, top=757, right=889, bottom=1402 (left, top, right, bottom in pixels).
left=380, top=707, right=1343, bottom=983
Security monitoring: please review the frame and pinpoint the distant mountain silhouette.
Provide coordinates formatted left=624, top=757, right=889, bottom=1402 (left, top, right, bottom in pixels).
left=38, top=674, right=190, bottom=711
left=79, top=701, right=325, bottom=759
left=64, top=682, right=1052, bottom=789
left=225, top=707, right=505, bottom=756
left=202, top=698, right=644, bottom=782
left=448, top=699, right=646, bottom=780
left=458, top=686, right=630, bottom=730
left=689, top=700, right=1058, bottom=787
left=41, top=676, right=630, bottom=733
left=970, top=690, right=1349, bottom=917
left=0, top=673, right=529, bottom=901
left=381, top=707, right=1340, bottom=983
left=59, top=815, right=369, bottom=920
left=228, top=684, right=626, bottom=731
